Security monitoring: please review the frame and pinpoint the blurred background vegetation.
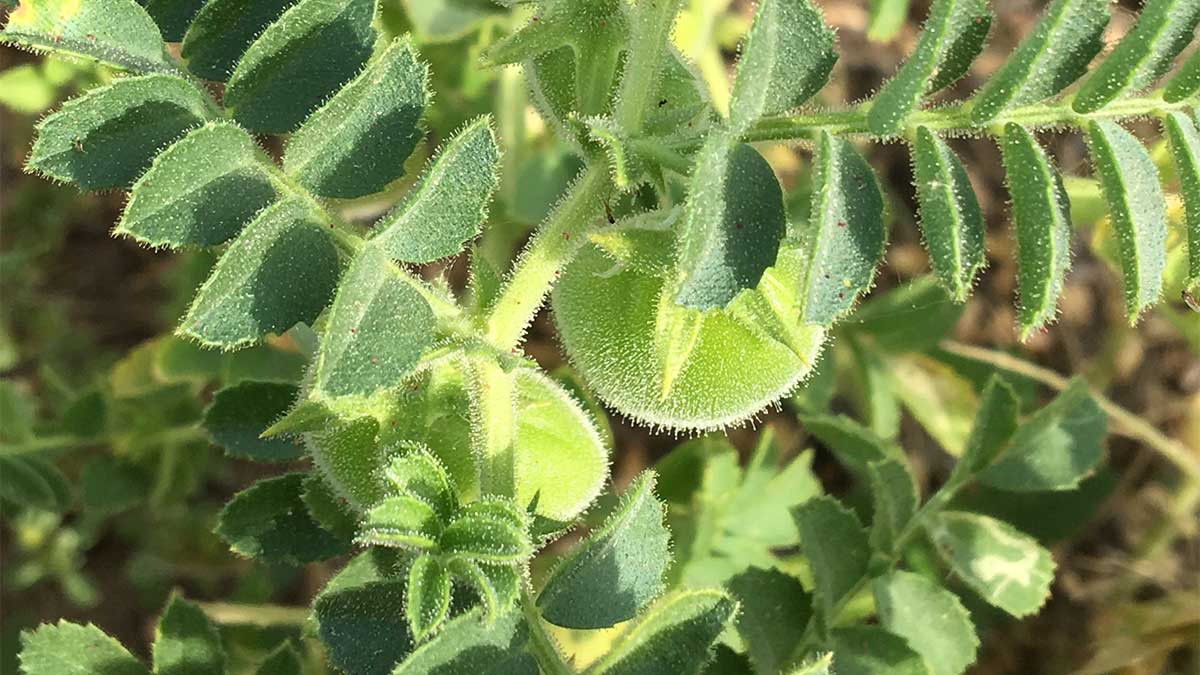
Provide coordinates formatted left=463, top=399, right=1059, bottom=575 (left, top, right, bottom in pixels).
left=0, top=1, right=1197, bottom=673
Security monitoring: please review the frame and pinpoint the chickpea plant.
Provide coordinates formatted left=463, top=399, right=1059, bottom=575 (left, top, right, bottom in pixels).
left=3, top=0, right=1198, bottom=674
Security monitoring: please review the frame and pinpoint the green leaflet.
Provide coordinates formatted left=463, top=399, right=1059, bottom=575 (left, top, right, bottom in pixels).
left=847, top=276, right=963, bottom=353
left=928, top=511, right=1055, bottom=617
left=867, top=0, right=990, bottom=135
left=254, top=644, right=303, bottom=675
left=926, top=9, right=991, bottom=93
left=314, top=552, right=414, bottom=675
left=1000, top=123, right=1072, bottom=340
left=727, top=0, right=836, bottom=130
left=674, top=138, right=787, bottom=310
left=873, top=571, right=979, bottom=675
left=371, top=118, right=501, bottom=263
left=969, top=0, right=1108, bottom=123
left=28, top=74, right=210, bottom=190
left=792, top=496, right=870, bottom=619
left=382, top=446, right=458, bottom=522
left=117, top=122, right=278, bottom=248
left=867, top=458, right=918, bottom=555
left=392, top=608, right=539, bottom=675
left=180, top=0, right=298, bottom=81
left=360, top=494, right=442, bottom=549
left=405, top=556, right=452, bottom=641
left=586, top=589, right=738, bottom=675
left=2, top=0, right=175, bottom=73
left=1164, top=112, right=1200, bottom=292
left=302, top=472, right=359, bottom=541
left=180, top=197, right=341, bottom=349
left=152, top=594, right=225, bottom=675
left=797, top=132, right=887, bottom=325
left=448, top=558, right=521, bottom=619
left=978, top=380, right=1106, bottom=492
left=867, top=0, right=911, bottom=42
left=727, top=567, right=812, bottom=675
left=80, top=456, right=146, bottom=515
left=216, top=473, right=349, bottom=564
left=285, top=38, right=429, bottom=199
left=1085, top=120, right=1168, bottom=322
left=203, top=381, right=304, bottom=462
left=830, top=626, right=930, bottom=675
left=1165, top=50, right=1200, bottom=103
left=140, top=0, right=206, bottom=41
left=0, top=455, right=72, bottom=513
left=1073, top=0, right=1200, bottom=113
left=402, top=0, right=505, bottom=43
left=956, top=375, right=1020, bottom=478
left=912, top=127, right=985, bottom=302
left=18, top=621, right=148, bottom=675
left=224, top=0, right=376, bottom=133
left=312, top=245, right=435, bottom=401
left=538, top=471, right=670, bottom=629
left=439, top=512, right=531, bottom=563
left=797, top=412, right=897, bottom=477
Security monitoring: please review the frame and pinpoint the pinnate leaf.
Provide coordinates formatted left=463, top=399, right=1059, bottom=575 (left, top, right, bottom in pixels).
left=180, top=197, right=341, bottom=349
left=152, top=593, right=224, bottom=675
left=1086, top=120, right=1168, bottom=322
left=371, top=117, right=501, bottom=263
left=180, top=0, right=299, bottom=81
left=793, top=496, right=870, bottom=619
left=29, top=74, right=210, bottom=190
left=1162, top=112, right=1200, bottom=293
left=217, top=473, right=348, bottom=564
left=392, top=608, right=538, bottom=675
left=360, top=495, right=442, bottom=550
left=873, top=571, right=978, bottom=675
left=913, top=127, right=985, bottom=302
left=405, top=556, right=452, bottom=642
left=969, top=0, right=1108, bottom=123
left=312, top=245, right=435, bottom=401
left=203, top=381, right=304, bottom=462
left=118, top=122, right=278, bottom=248
left=587, top=589, right=738, bottom=675
left=538, top=471, right=670, bottom=629
left=285, top=38, right=429, bottom=199
left=224, top=0, right=376, bottom=133
left=1073, top=0, right=1200, bottom=113
left=928, top=511, right=1055, bottom=617
left=728, top=0, right=836, bottom=130
left=956, top=375, right=1020, bottom=477
left=2, top=0, right=175, bottom=74
left=19, top=621, right=148, bottom=675
left=1001, top=124, right=1072, bottom=339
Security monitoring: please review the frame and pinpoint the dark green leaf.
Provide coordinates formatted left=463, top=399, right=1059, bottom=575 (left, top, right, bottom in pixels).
left=141, top=0, right=206, bottom=41
left=117, top=122, right=278, bottom=248
left=1165, top=50, right=1200, bottom=103
left=793, top=496, right=870, bottom=619
left=847, top=276, right=963, bottom=353
left=538, top=471, right=670, bottom=629
left=301, top=472, right=359, bottom=542
left=1164, top=111, right=1200, bottom=293
left=867, top=458, right=918, bottom=555
left=587, top=589, right=738, bottom=675
left=830, top=626, right=930, bottom=675
left=913, top=127, right=985, bottom=302
left=284, top=38, right=429, bottom=198
left=28, top=74, right=210, bottom=190
left=405, top=555, right=452, bottom=642
left=180, top=0, right=299, bottom=81
left=2, top=0, right=175, bottom=73
left=153, top=593, right=224, bottom=675
left=19, top=621, right=148, bottom=675
left=448, top=558, right=520, bottom=620
left=203, top=381, right=303, bottom=462
left=216, top=473, right=348, bottom=564
left=314, top=551, right=414, bottom=675
left=224, top=0, right=376, bottom=133
left=80, top=455, right=147, bottom=514
left=180, top=197, right=341, bottom=349
left=873, top=571, right=978, bottom=675
left=253, top=643, right=303, bottom=675
left=371, top=118, right=501, bottom=263
left=0, top=455, right=71, bottom=513
left=797, top=412, right=896, bottom=477
left=392, top=608, right=538, bottom=675
left=956, top=375, right=1020, bottom=477
left=727, top=568, right=811, bottom=675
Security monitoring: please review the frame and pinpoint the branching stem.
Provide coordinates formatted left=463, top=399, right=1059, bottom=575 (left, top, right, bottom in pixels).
left=520, top=588, right=577, bottom=675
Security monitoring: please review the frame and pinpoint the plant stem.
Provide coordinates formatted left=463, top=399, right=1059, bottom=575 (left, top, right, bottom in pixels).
left=744, top=94, right=1193, bottom=143
left=0, top=426, right=205, bottom=457
left=937, top=340, right=1200, bottom=483
left=485, top=164, right=612, bottom=350
left=195, top=601, right=311, bottom=628
left=614, top=0, right=685, bottom=135
left=520, top=588, right=576, bottom=675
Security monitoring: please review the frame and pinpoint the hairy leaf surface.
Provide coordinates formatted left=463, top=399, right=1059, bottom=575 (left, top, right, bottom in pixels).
left=1163, top=112, right=1200, bottom=293
left=314, top=552, right=413, bottom=675
left=867, top=458, right=918, bottom=555
left=217, top=473, right=348, bottom=565
left=405, top=556, right=451, bottom=641
left=793, top=496, right=870, bottom=618
left=586, top=589, right=737, bottom=675
left=180, top=0, right=299, bottom=81
left=204, top=381, right=303, bottom=462
left=1165, top=50, right=1200, bottom=103
left=19, top=621, right=148, bottom=675
left=2, top=0, right=175, bottom=73
left=873, top=571, right=978, bottom=675
left=152, top=594, right=224, bottom=675
left=393, top=609, right=538, bottom=675
left=913, top=127, right=985, bottom=301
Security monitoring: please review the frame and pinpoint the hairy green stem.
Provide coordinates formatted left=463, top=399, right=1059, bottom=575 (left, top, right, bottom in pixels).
left=520, top=588, right=576, bottom=675
left=615, top=0, right=685, bottom=135
left=485, top=164, right=612, bottom=350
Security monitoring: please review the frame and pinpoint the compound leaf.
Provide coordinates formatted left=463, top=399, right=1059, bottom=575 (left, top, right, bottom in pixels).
left=2, top=0, right=175, bottom=74
left=285, top=38, right=429, bottom=199
left=19, top=621, right=148, bottom=675
left=868, top=0, right=991, bottom=135
left=203, top=381, right=304, bottom=462
left=1162, top=112, right=1200, bottom=293
left=978, top=379, right=1106, bottom=492
left=1165, top=50, right=1200, bottom=103
left=360, top=495, right=442, bottom=550
left=28, top=74, right=210, bottom=190
left=224, top=0, right=376, bottom=133
left=312, top=245, right=435, bottom=401
left=180, top=0, right=298, bottom=81
left=586, top=589, right=738, bottom=675
left=793, top=496, right=870, bottom=619
left=913, top=127, right=985, bottom=301
left=797, top=412, right=897, bottom=477
left=392, top=608, right=539, bottom=675
left=152, top=593, right=224, bottom=675
left=728, top=0, right=836, bottom=130
left=873, top=571, right=979, bottom=675
left=1085, top=120, right=1168, bottom=322
left=180, top=197, right=341, bottom=349
left=867, top=458, right=919, bottom=555
left=217, top=473, right=348, bottom=565
left=969, top=0, right=1108, bottom=123
left=117, top=122, right=279, bottom=248
left=538, top=471, right=670, bottom=629
left=928, top=511, right=1055, bottom=617
left=405, top=555, right=452, bottom=642
left=1073, top=0, right=1200, bottom=113
left=371, top=117, right=500, bottom=263
left=1000, top=123, right=1072, bottom=340
left=796, top=132, right=886, bottom=325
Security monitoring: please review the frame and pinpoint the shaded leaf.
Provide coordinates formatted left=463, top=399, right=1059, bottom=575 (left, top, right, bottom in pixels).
left=152, top=593, right=224, bottom=675
left=868, top=458, right=918, bottom=555
left=793, top=496, right=870, bottom=618
left=180, top=0, right=298, bottom=81
left=727, top=567, right=812, bottom=675
left=1164, top=49, right=1200, bottom=103
left=19, top=621, right=148, bottom=675
left=360, top=495, right=442, bottom=550
left=830, top=626, right=930, bottom=675
left=253, top=643, right=302, bottom=675
left=381, top=446, right=458, bottom=523
left=216, top=473, right=348, bottom=565
left=203, top=381, right=303, bottom=462
left=392, top=608, right=538, bottom=675
left=955, top=375, right=1020, bottom=477
left=587, top=589, right=738, bottom=675
left=873, top=571, right=978, bottom=675
left=140, top=0, right=206, bottom=41
left=405, top=556, right=452, bottom=642
left=448, top=558, right=520, bottom=620
left=314, top=552, right=413, bottom=675
left=1162, top=112, right=1200, bottom=293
